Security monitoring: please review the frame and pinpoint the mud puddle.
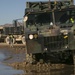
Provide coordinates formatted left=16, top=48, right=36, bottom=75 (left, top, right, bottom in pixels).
left=0, top=48, right=74, bottom=75
left=0, top=50, right=24, bottom=75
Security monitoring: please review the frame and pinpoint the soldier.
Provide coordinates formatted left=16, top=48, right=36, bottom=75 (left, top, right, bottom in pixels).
left=9, top=34, right=14, bottom=47
left=70, top=17, right=75, bottom=23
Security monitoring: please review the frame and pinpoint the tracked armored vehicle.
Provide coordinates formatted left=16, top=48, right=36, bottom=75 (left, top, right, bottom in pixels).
left=24, top=0, right=75, bottom=64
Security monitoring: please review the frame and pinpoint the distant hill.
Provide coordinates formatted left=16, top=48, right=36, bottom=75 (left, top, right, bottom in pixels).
left=0, top=22, right=23, bottom=27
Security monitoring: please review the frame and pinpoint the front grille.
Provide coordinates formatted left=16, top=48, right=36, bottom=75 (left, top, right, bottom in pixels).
left=44, top=35, right=68, bottom=51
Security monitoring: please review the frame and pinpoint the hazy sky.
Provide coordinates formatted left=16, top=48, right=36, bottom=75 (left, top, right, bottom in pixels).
left=0, top=0, right=25, bottom=25
left=0, top=0, right=74, bottom=25
left=0, top=0, right=48, bottom=25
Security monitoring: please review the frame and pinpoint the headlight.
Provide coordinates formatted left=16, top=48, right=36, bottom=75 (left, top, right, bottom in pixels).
left=63, top=32, right=68, bottom=35
left=64, top=45, right=68, bottom=49
left=29, top=34, right=34, bottom=39
left=34, top=34, right=38, bottom=39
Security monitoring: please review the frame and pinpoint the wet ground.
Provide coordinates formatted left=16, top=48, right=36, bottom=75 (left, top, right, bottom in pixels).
left=0, top=49, right=24, bottom=75
left=0, top=44, right=74, bottom=75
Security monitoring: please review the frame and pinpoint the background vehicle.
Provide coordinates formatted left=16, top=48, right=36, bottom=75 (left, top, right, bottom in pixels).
left=24, top=0, right=75, bottom=64
left=0, top=20, right=26, bottom=44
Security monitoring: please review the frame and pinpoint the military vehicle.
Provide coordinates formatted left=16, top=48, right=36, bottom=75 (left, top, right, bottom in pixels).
left=0, top=20, right=25, bottom=44
left=24, top=0, right=75, bottom=64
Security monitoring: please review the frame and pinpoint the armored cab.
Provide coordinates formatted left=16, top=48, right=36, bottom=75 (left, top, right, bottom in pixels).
left=24, top=0, right=75, bottom=64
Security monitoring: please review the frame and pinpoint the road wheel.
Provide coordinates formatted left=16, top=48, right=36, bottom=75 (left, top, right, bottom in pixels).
left=22, top=36, right=26, bottom=45
left=5, top=36, right=15, bottom=44
left=5, top=36, right=10, bottom=44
